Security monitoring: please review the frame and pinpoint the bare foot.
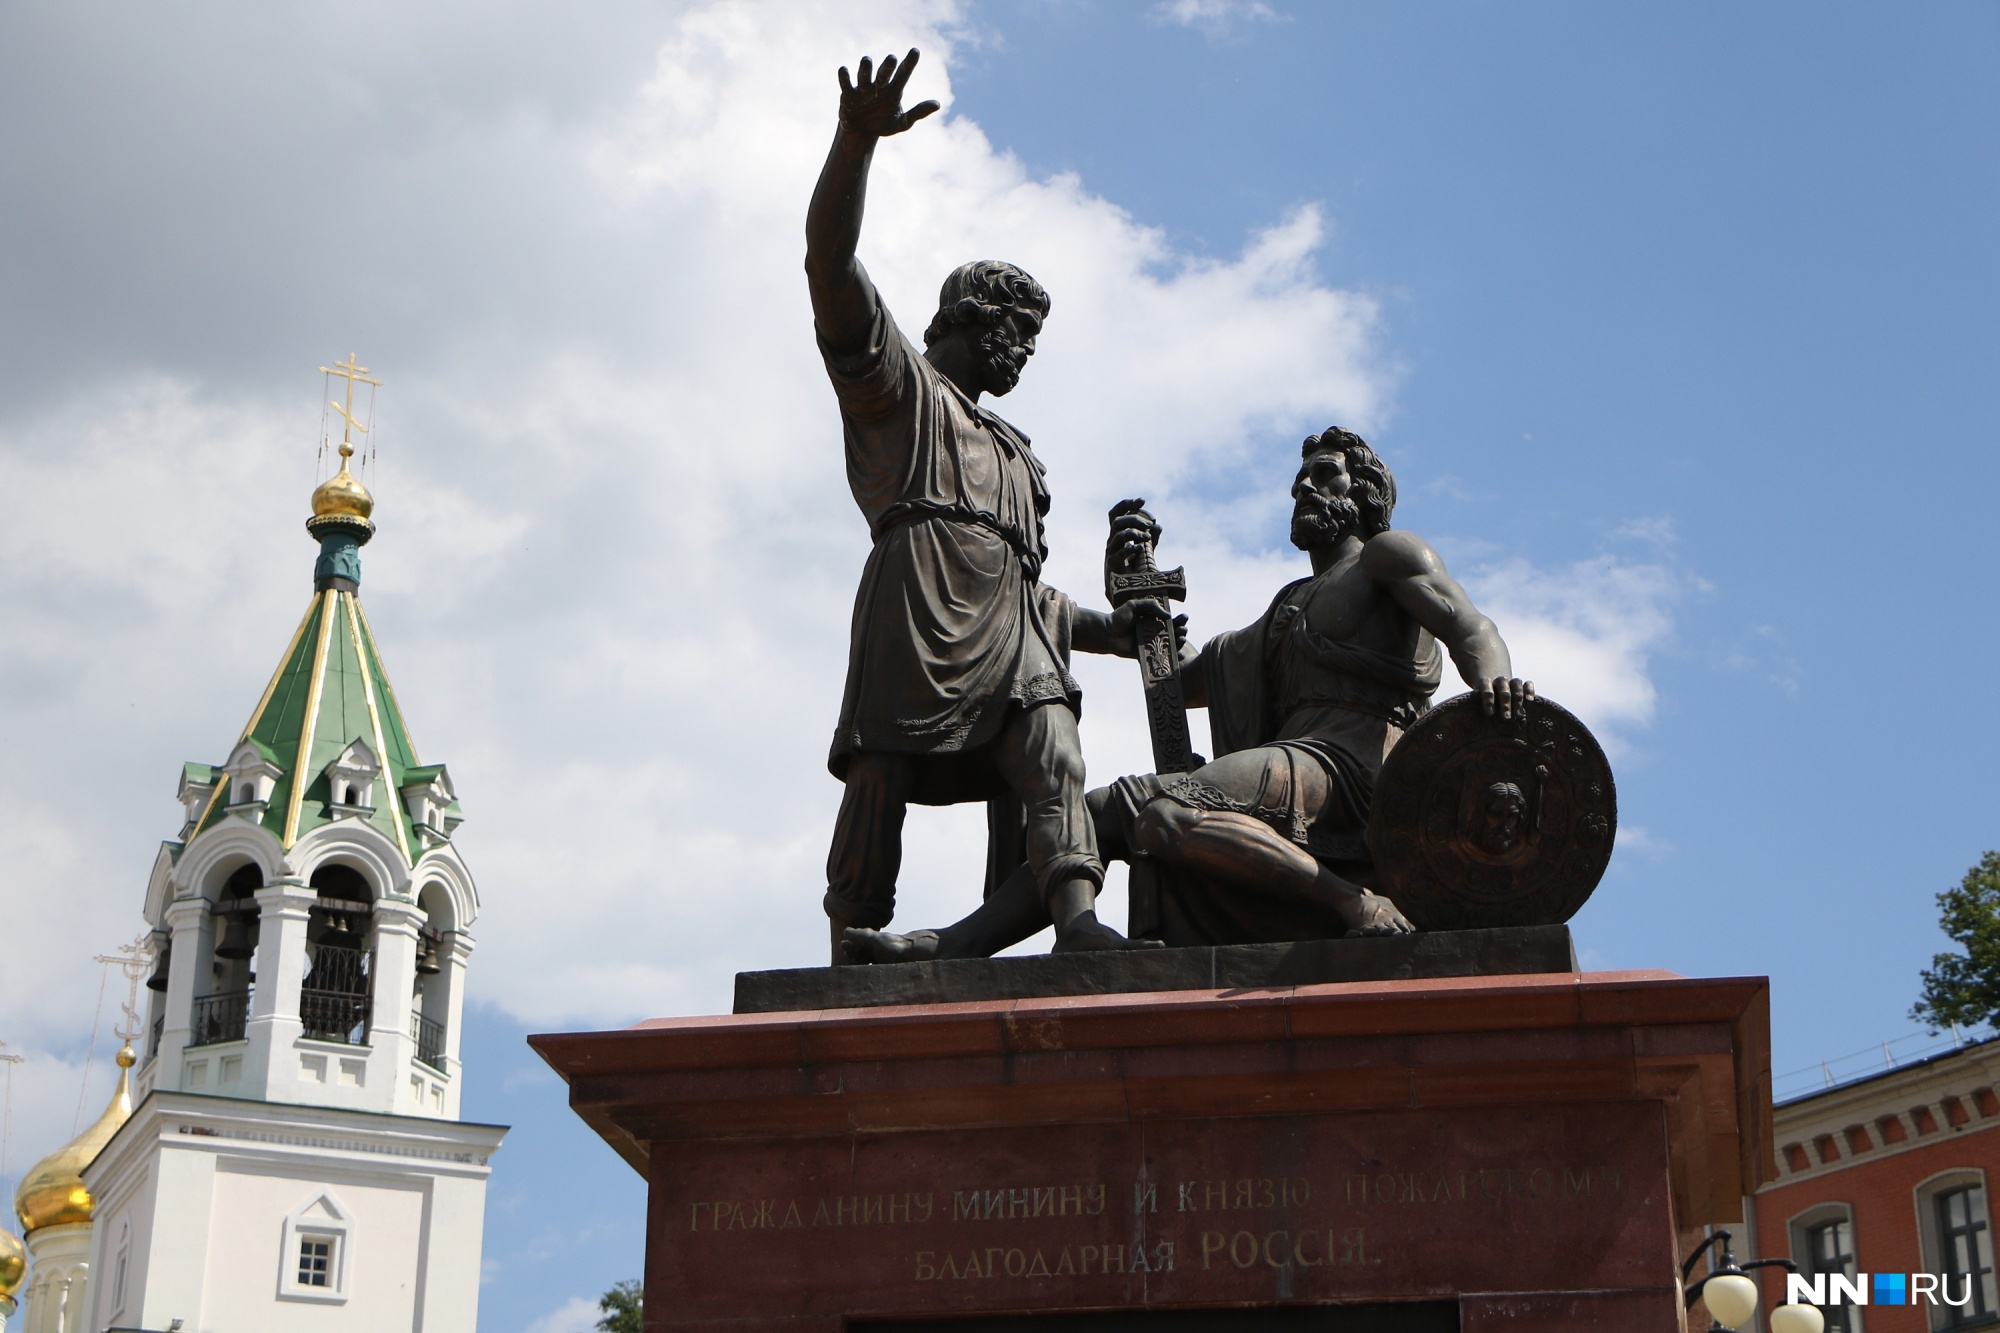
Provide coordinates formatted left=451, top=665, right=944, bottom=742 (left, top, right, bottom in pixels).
left=841, top=927, right=943, bottom=964
left=1051, top=912, right=1167, bottom=954
left=1342, top=889, right=1415, bottom=937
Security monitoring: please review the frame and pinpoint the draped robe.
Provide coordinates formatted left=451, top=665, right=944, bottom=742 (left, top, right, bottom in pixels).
left=821, top=304, right=1079, bottom=804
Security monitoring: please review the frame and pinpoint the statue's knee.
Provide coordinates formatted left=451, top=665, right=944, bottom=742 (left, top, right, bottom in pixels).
left=1048, top=744, right=1087, bottom=793
left=1134, top=799, right=1190, bottom=859
left=843, top=751, right=909, bottom=799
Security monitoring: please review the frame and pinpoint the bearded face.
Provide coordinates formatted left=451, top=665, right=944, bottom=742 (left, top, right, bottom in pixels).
left=974, top=308, right=1040, bottom=397
left=1289, top=450, right=1362, bottom=551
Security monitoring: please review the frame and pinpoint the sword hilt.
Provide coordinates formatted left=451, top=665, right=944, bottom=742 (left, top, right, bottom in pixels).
left=1106, top=497, right=1185, bottom=608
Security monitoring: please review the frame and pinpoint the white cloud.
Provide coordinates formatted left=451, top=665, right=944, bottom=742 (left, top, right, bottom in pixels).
left=1461, top=554, right=1681, bottom=748
left=523, top=1295, right=601, bottom=1333
left=1150, top=0, right=1282, bottom=35
left=0, top=0, right=1676, bottom=1190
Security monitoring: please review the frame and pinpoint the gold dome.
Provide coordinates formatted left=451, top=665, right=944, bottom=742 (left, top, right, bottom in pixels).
left=14, top=1046, right=134, bottom=1236
left=0, top=1224, right=24, bottom=1303
left=310, top=454, right=374, bottom=523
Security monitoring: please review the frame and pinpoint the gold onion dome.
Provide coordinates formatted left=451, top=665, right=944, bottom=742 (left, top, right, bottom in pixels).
left=14, top=1046, right=134, bottom=1236
left=0, top=1223, right=23, bottom=1306
left=310, top=452, right=375, bottom=526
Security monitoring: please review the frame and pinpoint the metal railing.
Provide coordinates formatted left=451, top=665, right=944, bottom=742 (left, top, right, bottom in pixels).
left=1774, top=1027, right=1987, bottom=1104
left=189, top=990, right=251, bottom=1047
left=300, top=944, right=374, bottom=1045
left=412, top=1013, right=446, bottom=1072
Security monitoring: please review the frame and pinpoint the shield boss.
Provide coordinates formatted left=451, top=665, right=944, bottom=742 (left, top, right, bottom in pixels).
left=1366, top=692, right=1615, bottom=931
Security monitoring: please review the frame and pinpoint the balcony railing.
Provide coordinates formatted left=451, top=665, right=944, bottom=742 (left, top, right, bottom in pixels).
left=300, top=944, right=374, bottom=1045
left=189, top=990, right=251, bottom=1047
left=412, top=1013, right=446, bottom=1072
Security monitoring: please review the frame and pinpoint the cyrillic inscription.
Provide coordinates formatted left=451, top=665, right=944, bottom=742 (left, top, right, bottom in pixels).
left=916, top=1241, right=1177, bottom=1281
left=688, top=1192, right=934, bottom=1231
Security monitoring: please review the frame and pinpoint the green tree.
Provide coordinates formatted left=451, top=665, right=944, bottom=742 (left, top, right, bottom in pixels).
left=595, top=1279, right=642, bottom=1333
left=1913, top=851, right=2000, bottom=1031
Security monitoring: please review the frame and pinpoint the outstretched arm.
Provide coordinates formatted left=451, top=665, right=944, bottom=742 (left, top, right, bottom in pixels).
left=805, top=50, right=940, bottom=355
left=1362, top=531, right=1534, bottom=717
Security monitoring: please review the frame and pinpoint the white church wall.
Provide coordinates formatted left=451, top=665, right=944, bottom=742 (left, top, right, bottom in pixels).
left=80, top=1092, right=504, bottom=1333
left=200, top=1167, right=427, bottom=1332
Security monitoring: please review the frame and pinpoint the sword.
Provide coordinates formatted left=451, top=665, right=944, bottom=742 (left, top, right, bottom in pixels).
left=1105, top=498, right=1202, bottom=775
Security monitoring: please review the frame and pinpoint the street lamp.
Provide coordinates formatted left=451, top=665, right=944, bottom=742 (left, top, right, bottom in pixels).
left=1684, top=1229, right=1825, bottom=1332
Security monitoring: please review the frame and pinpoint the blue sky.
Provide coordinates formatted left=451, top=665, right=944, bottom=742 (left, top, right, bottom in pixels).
left=1, top=3, right=1996, bottom=1330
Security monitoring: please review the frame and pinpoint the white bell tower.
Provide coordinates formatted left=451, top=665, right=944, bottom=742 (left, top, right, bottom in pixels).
left=68, top=359, right=507, bottom=1333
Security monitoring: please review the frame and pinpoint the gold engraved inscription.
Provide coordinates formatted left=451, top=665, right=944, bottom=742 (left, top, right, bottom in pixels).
left=916, top=1241, right=1176, bottom=1281
left=1171, top=1177, right=1311, bottom=1212
left=689, top=1192, right=934, bottom=1231
left=1343, top=1165, right=1621, bottom=1205
left=951, top=1184, right=1106, bottom=1222
left=1200, top=1227, right=1370, bottom=1270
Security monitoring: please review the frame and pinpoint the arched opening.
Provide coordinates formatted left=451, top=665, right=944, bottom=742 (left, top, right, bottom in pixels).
left=412, top=883, right=455, bottom=1074
left=190, top=861, right=262, bottom=1048
left=302, top=864, right=375, bottom=1046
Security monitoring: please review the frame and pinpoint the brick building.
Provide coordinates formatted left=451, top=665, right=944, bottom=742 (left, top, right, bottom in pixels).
left=1751, top=1036, right=2000, bottom=1331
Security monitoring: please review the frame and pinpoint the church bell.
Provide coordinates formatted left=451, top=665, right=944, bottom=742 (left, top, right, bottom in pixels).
left=145, top=939, right=172, bottom=991
left=317, top=907, right=360, bottom=950
left=215, top=908, right=256, bottom=960
left=415, top=929, right=442, bottom=977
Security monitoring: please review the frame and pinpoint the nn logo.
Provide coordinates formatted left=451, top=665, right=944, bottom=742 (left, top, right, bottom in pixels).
left=1788, top=1272, right=1978, bottom=1307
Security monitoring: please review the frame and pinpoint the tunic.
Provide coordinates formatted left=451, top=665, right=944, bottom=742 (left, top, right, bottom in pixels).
left=820, top=304, right=1078, bottom=787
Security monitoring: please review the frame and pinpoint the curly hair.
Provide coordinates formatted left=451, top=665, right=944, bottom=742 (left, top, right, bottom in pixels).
left=1301, top=427, right=1397, bottom=537
left=922, top=260, right=1051, bottom=347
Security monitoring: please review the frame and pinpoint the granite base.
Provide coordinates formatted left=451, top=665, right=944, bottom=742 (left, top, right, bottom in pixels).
left=532, top=968, right=1771, bottom=1332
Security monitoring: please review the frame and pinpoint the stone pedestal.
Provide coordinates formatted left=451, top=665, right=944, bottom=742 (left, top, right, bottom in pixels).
left=532, top=961, right=1771, bottom=1332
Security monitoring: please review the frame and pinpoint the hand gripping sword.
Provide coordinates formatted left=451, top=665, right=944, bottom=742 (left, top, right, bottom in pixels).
left=1105, top=499, right=1203, bottom=775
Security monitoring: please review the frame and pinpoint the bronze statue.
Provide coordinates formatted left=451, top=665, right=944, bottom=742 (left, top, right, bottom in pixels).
left=806, top=51, right=1166, bottom=962
left=844, top=428, right=1539, bottom=960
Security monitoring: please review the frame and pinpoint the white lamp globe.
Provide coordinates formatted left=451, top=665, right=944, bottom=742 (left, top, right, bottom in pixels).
left=1770, top=1303, right=1827, bottom=1333
left=1702, top=1272, right=1761, bottom=1328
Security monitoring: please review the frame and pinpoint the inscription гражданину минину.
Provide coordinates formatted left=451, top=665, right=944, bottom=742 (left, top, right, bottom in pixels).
left=684, top=1163, right=1624, bottom=1239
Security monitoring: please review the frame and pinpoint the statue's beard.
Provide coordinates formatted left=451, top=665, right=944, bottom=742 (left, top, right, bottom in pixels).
left=978, top=328, right=1026, bottom=395
left=1290, top=494, right=1361, bottom=551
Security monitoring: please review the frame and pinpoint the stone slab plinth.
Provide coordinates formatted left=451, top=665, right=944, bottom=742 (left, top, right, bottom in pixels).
left=733, top=926, right=1577, bottom=1014
left=532, top=968, right=1772, bottom=1332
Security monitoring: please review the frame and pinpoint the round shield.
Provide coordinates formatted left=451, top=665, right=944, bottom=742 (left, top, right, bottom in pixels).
left=1366, top=692, right=1616, bottom=931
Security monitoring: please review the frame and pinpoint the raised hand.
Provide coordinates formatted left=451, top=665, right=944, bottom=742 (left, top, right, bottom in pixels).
left=837, top=49, right=941, bottom=139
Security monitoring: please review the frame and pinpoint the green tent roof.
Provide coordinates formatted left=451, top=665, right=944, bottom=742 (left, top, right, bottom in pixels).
left=191, top=589, right=432, bottom=862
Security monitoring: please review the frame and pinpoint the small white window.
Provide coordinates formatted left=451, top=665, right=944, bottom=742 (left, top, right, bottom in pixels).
left=279, top=1189, right=354, bottom=1303
left=297, top=1233, right=335, bottom=1287
left=111, top=1219, right=131, bottom=1313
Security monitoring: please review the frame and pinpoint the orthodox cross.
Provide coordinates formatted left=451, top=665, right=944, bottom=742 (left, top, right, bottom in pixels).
left=0, top=1042, right=20, bottom=1196
left=319, top=352, right=382, bottom=462
left=94, top=934, right=152, bottom=1051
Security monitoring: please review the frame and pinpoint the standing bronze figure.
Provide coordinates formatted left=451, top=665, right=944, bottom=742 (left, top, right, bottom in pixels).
left=806, top=51, right=1162, bottom=962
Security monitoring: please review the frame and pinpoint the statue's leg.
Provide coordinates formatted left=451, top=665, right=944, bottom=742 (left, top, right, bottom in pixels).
left=842, top=860, right=1051, bottom=963
left=990, top=704, right=1158, bottom=953
left=1133, top=750, right=1412, bottom=936
left=824, top=752, right=913, bottom=964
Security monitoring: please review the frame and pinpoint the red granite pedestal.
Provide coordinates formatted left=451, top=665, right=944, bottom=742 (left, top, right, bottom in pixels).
left=531, top=969, right=1772, bottom=1332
